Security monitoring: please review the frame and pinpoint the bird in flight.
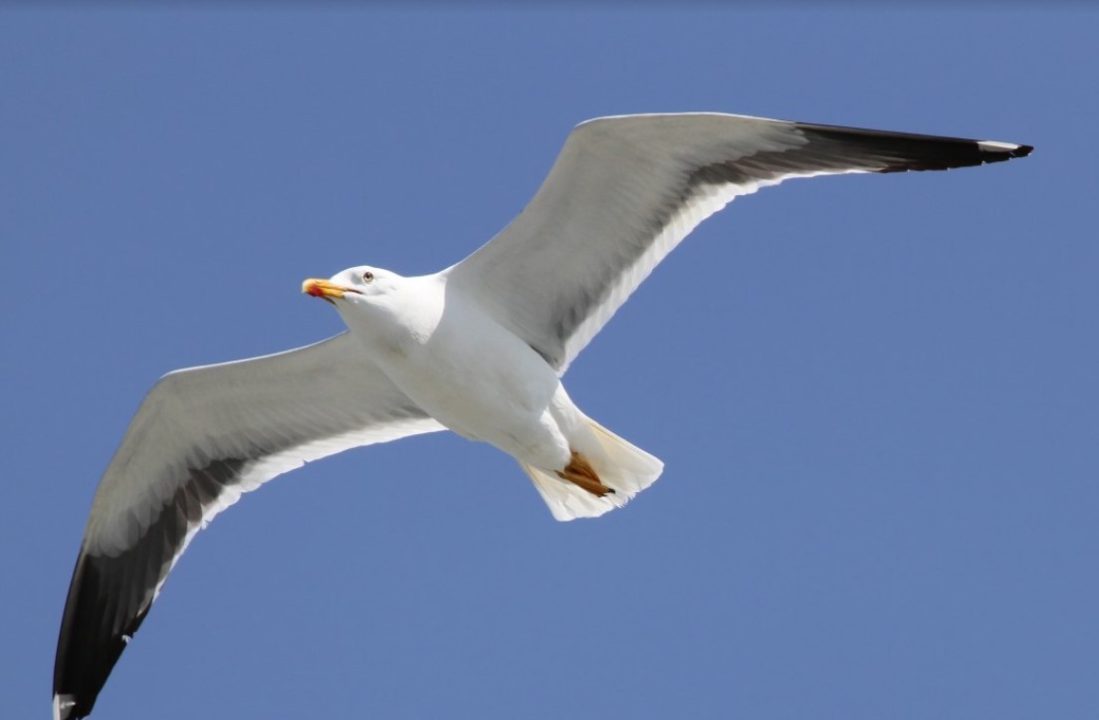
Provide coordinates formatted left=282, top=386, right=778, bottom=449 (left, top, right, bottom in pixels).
left=53, top=112, right=1031, bottom=719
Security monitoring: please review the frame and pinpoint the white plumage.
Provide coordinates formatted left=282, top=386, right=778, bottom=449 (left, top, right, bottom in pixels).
left=53, top=112, right=1031, bottom=720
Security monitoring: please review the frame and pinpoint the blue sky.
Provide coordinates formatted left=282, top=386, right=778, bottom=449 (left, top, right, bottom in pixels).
left=2, top=5, right=1095, bottom=719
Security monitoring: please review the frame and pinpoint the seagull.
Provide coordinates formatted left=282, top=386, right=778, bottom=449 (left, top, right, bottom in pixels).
left=53, top=112, right=1031, bottom=719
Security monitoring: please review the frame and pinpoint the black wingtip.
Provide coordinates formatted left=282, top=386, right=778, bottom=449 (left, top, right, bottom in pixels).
left=54, top=549, right=155, bottom=720
left=53, top=552, right=114, bottom=720
left=54, top=457, right=245, bottom=720
left=792, top=120, right=1034, bottom=174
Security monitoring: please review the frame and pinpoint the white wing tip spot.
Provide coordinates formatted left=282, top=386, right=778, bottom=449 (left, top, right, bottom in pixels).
left=977, top=140, right=1020, bottom=152
left=53, top=693, right=76, bottom=720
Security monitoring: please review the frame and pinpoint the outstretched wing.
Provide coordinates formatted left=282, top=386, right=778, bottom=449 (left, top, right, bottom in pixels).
left=53, top=332, right=444, bottom=720
left=447, top=112, right=1031, bottom=373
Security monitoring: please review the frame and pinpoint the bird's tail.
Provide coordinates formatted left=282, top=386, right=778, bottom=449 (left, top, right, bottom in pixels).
left=520, top=416, right=663, bottom=521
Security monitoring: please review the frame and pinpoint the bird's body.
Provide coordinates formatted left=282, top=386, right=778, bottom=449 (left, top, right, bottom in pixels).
left=53, top=112, right=1032, bottom=720
left=339, top=268, right=579, bottom=471
left=312, top=266, right=657, bottom=507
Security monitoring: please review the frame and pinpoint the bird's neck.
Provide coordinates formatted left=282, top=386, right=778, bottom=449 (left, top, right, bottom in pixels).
left=346, top=275, right=445, bottom=355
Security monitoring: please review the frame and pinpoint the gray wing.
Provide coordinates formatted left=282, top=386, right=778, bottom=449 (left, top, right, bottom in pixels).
left=447, top=112, right=1032, bottom=373
left=53, top=332, right=444, bottom=720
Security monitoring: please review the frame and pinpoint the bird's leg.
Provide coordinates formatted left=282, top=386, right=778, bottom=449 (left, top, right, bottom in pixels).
left=556, top=450, right=616, bottom=497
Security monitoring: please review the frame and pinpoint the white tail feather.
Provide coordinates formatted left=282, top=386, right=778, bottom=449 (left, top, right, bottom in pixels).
left=521, top=417, right=663, bottom=521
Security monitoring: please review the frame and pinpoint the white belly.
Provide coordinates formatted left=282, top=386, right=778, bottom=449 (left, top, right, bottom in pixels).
left=361, top=291, right=575, bottom=469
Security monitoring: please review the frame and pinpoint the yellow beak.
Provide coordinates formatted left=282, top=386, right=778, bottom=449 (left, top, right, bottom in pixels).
left=302, top=278, right=358, bottom=301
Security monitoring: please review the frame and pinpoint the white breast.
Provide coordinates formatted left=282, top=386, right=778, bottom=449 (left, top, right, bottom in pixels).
left=352, top=276, right=561, bottom=447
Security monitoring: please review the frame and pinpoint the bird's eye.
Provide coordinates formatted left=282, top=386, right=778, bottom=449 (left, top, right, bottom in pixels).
left=362, top=271, right=374, bottom=283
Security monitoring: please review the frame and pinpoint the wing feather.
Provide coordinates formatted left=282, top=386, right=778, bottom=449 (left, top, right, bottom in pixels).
left=448, top=112, right=1031, bottom=373
left=54, top=333, right=443, bottom=720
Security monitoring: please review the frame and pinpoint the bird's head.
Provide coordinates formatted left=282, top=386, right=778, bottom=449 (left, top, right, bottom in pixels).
left=302, top=265, right=436, bottom=347
left=302, top=265, right=400, bottom=308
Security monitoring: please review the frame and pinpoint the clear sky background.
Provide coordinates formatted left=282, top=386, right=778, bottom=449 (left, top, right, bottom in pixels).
left=2, top=4, right=1095, bottom=720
